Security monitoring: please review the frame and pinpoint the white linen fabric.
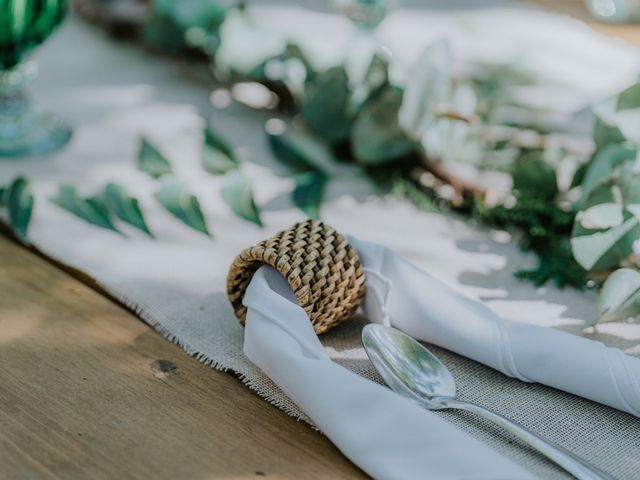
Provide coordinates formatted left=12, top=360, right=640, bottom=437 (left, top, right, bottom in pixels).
left=3, top=4, right=640, bottom=479
left=242, top=238, right=640, bottom=479
left=243, top=266, right=536, bottom=480
left=349, top=238, right=640, bottom=417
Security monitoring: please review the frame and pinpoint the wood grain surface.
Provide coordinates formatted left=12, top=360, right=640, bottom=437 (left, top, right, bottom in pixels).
left=0, top=235, right=365, bottom=480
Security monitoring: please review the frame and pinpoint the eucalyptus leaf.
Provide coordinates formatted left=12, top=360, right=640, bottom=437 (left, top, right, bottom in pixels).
left=292, top=171, right=327, bottom=220
left=571, top=216, right=638, bottom=270
left=421, top=116, right=481, bottom=165
left=612, top=107, right=640, bottom=145
left=202, top=126, right=238, bottom=175
left=348, top=51, right=389, bottom=111
left=215, top=9, right=286, bottom=77
left=352, top=88, right=415, bottom=164
left=51, top=185, right=120, bottom=234
left=592, top=96, right=640, bottom=148
left=579, top=203, right=624, bottom=230
left=593, top=116, right=625, bottom=150
left=154, top=177, right=211, bottom=236
left=570, top=161, right=588, bottom=190
left=301, top=66, right=352, bottom=143
left=571, top=179, right=640, bottom=271
left=576, top=143, right=635, bottom=208
left=221, top=171, right=263, bottom=227
left=138, top=137, right=173, bottom=179
left=267, top=128, right=333, bottom=173
left=399, top=39, right=452, bottom=137
left=616, top=83, right=640, bottom=111
left=145, top=0, right=228, bottom=52
left=362, top=53, right=388, bottom=94
left=6, top=176, right=33, bottom=241
left=598, top=268, right=640, bottom=323
left=102, top=183, right=153, bottom=237
left=152, top=0, right=227, bottom=30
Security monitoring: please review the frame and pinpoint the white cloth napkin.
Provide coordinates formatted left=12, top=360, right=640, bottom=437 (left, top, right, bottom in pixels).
left=350, top=238, right=640, bottom=417
left=242, top=237, right=640, bottom=479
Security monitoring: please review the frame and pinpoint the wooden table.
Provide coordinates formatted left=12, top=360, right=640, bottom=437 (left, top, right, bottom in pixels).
left=0, top=233, right=364, bottom=479
left=1, top=2, right=638, bottom=479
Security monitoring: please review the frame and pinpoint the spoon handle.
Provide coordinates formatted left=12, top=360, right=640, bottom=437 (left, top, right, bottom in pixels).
left=443, top=399, right=616, bottom=480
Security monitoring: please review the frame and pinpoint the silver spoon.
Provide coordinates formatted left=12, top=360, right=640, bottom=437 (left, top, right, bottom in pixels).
left=361, top=324, right=616, bottom=480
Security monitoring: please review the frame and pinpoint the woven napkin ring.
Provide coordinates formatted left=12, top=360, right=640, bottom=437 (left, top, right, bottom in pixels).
left=227, top=219, right=367, bottom=334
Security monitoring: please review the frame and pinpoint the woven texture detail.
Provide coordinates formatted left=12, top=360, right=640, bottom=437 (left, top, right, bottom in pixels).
left=227, top=220, right=366, bottom=334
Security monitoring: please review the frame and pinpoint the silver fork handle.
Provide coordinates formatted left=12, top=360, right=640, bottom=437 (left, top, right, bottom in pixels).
left=442, top=399, right=617, bottom=480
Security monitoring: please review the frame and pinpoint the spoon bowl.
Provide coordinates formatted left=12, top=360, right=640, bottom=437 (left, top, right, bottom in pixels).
left=362, top=323, right=455, bottom=407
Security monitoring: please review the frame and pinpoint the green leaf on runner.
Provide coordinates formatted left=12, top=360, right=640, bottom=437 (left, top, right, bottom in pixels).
left=598, top=268, right=640, bottom=323
left=352, top=88, right=415, bottom=164
left=138, top=137, right=173, bottom=179
left=221, top=171, right=263, bottom=227
left=616, top=83, right=640, bottom=111
left=154, top=176, right=211, bottom=236
left=102, top=183, right=153, bottom=237
left=292, top=171, right=328, bottom=220
left=301, top=66, right=352, bottom=143
left=267, top=127, right=334, bottom=173
left=202, top=126, right=239, bottom=175
left=6, top=176, right=34, bottom=241
left=51, top=185, right=120, bottom=234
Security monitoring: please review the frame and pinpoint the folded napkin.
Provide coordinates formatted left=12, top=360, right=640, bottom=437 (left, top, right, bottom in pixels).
left=242, top=236, right=640, bottom=478
left=350, top=238, right=640, bottom=417
left=243, top=266, right=535, bottom=479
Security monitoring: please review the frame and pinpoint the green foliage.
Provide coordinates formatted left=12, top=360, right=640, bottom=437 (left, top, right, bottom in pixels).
left=475, top=197, right=587, bottom=288
left=4, top=176, right=34, bottom=242
left=598, top=268, right=640, bottom=323
left=616, top=83, right=640, bottom=111
left=202, top=125, right=239, bottom=175
left=154, top=176, right=211, bottom=237
left=102, top=183, right=153, bottom=237
left=144, top=0, right=229, bottom=53
left=51, top=185, right=121, bottom=234
left=0, top=176, right=33, bottom=242
left=399, top=39, right=452, bottom=137
left=138, top=137, right=173, bottom=179
left=392, top=178, right=438, bottom=212
left=301, top=67, right=352, bottom=143
left=57, top=8, right=640, bottom=323
left=267, top=127, right=334, bottom=173
left=571, top=164, right=640, bottom=271
left=575, top=143, right=635, bottom=208
left=352, top=88, right=415, bottom=165
left=292, top=171, right=327, bottom=220
left=512, top=151, right=558, bottom=201
left=221, top=171, right=263, bottom=227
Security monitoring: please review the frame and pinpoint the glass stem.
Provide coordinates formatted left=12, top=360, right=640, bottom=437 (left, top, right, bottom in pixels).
left=0, top=61, right=37, bottom=142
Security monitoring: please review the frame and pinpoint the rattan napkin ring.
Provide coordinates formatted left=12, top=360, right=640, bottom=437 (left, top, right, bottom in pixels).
left=227, top=219, right=366, bottom=334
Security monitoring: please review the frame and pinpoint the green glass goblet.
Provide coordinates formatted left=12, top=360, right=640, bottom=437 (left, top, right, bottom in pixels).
left=0, top=0, right=71, bottom=158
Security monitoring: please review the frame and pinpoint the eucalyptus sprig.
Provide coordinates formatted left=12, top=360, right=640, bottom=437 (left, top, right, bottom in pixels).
left=74, top=1, right=640, bottom=324
left=0, top=176, right=34, bottom=242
